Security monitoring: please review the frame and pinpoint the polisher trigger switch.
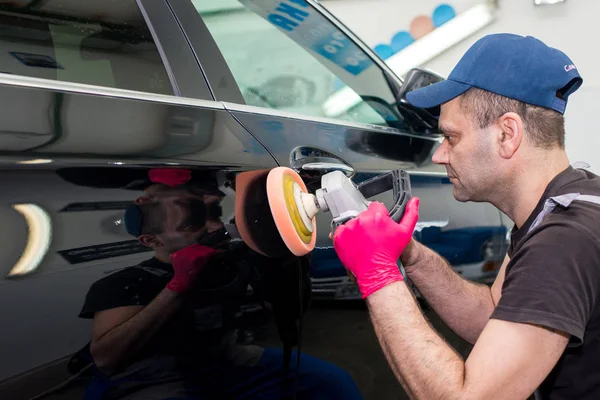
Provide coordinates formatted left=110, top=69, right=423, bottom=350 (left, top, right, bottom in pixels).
left=319, top=171, right=370, bottom=228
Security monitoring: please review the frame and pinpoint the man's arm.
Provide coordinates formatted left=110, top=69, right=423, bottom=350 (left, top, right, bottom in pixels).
left=90, top=244, right=218, bottom=375
left=401, top=239, right=509, bottom=343
left=367, top=281, right=568, bottom=400
left=90, top=288, right=183, bottom=375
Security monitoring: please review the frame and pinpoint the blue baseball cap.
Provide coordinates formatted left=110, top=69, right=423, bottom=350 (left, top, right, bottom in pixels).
left=124, top=204, right=143, bottom=237
left=406, top=33, right=582, bottom=115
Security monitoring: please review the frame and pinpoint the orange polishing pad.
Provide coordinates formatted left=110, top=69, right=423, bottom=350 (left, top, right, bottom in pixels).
left=235, top=169, right=292, bottom=258
left=266, top=167, right=317, bottom=256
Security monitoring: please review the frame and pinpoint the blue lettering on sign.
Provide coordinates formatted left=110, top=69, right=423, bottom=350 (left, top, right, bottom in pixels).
left=266, top=0, right=372, bottom=75
left=268, top=14, right=299, bottom=31
left=289, top=0, right=309, bottom=7
left=268, top=1, right=309, bottom=31
left=310, top=30, right=371, bottom=75
left=276, top=3, right=309, bottom=22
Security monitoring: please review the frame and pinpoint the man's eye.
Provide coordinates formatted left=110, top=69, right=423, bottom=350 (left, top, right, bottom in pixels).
left=445, top=135, right=456, bottom=144
left=180, top=224, right=193, bottom=231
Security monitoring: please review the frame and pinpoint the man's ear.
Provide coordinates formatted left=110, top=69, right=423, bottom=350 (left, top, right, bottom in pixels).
left=138, top=234, right=162, bottom=248
left=496, top=112, right=524, bottom=159
left=135, top=195, right=151, bottom=205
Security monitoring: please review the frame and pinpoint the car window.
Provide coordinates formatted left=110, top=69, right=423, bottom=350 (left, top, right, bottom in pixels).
left=194, top=0, right=402, bottom=128
left=0, top=1, right=173, bottom=95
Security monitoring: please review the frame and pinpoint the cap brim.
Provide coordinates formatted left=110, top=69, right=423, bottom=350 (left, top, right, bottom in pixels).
left=406, top=79, right=472, bottom=113
left=124, top=179, right=152, bottom=191
left=124, top=204, right=143, bottom=237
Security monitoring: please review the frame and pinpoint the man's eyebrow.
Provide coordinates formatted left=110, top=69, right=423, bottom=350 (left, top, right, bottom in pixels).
left=438, top=125, right=460, bottom=135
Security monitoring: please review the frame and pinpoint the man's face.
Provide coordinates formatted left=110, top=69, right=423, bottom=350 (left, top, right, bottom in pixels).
left=152, top=188, right=209, bottom=254
left=134, top=183, right=170, bottom=205
left=431, top=97, right=498, bottom=202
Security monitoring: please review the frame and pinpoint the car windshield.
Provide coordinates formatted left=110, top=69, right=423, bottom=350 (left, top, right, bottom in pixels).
left=195, top=0, right=404, bottom=128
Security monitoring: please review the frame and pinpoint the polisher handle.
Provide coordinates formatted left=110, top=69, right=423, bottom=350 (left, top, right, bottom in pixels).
left=357, top=169, right=412, bottom=223
left=322, top=169, right=412, bottom=236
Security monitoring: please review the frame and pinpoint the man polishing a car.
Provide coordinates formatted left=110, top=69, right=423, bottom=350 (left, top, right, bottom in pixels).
left=333, top=33, right=600, bottom=399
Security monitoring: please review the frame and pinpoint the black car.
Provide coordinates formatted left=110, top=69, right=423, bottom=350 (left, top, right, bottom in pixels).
left=0, top=1, right=449, bottom=399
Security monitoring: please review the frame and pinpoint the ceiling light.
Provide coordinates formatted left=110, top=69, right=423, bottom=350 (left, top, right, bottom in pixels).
left=534, top=0, right=566, bottom=5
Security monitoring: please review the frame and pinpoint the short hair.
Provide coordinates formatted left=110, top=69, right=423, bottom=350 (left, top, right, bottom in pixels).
left=138, top=201, right=165, bottom=235
left=459, top=87, right=565, bottom=149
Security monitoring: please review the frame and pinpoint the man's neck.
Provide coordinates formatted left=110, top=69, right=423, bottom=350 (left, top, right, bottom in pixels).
left=494, top=150, right=570, bottom=229
left=154, top=250, right=172, bottom=264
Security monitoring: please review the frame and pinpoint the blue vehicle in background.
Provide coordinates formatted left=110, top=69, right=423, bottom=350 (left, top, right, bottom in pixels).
left=310, top=225, right=508, bottom=300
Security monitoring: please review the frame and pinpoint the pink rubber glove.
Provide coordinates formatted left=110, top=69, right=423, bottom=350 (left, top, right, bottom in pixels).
left=148, top=168, right=191, bottom=187
left=167, top=244, right=218, bottom=293
left=333, top=198, right=420, bottom=298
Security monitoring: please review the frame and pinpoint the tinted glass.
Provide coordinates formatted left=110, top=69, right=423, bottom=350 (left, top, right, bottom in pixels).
left=195, top=0, right=404, bottom=128
left=0, top=0, right=173, bottom=95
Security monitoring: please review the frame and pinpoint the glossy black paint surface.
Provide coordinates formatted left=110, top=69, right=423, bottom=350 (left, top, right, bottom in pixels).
left=0, top=78, right=419, bottom=400
left=229, top=104, right=438, bottom=171
left=0, top=79, right=276, bottom=167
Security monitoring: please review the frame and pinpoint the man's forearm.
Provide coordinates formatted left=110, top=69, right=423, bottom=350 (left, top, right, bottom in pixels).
left=91, top=288, right=183, bottom=374
left=402, top=240, right=495, bottom=344
left=367, top=281, right=466, bottom=400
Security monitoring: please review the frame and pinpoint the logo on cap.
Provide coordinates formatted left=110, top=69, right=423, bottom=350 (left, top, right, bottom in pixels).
left=564, top=64, right=577, bottom=72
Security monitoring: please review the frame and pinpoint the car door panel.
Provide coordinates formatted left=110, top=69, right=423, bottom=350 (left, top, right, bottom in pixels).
left=0, top=1, right=303, bottom=396
left=226, top=102, right=438, bottom=171
left=176, top=0, right=441, bottom=254
left=175, top=0, right=440, bottom=175
left=0, top=79, right=281, bottom=390
left=0, top=75, right=276, bottom=167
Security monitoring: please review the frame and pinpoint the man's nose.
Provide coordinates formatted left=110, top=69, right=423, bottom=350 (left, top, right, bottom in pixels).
left=431, top=141, right=449, bottom=165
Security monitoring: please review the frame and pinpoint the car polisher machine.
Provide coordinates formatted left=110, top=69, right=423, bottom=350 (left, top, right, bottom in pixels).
left=234, top=167, right=412, bottom=258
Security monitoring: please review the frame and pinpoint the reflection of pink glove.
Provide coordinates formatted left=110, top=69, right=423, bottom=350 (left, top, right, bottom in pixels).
left=333, top=198, right=420, bottom=298
left=167, top=244, right=218, bottom=293
left=149, top=168, right=191, bottom=187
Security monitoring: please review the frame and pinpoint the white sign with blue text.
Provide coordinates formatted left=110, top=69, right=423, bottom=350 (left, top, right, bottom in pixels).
left=239, top=0, right=373, bottom=75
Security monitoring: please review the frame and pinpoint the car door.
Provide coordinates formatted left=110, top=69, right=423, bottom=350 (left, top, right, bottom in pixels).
left=170, top=0, right=511, bottom=291
left=168, top=0, right=440, bottom=176
left=0, top=1, right=298, bottom=398
left=166, top=0, right=442, bottom=298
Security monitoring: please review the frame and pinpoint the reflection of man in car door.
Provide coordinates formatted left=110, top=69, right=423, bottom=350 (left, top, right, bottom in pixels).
left=79, top=184, right=362, bottom=399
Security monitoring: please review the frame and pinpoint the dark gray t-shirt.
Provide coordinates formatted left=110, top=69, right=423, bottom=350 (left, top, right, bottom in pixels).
left=491, top=166, right=600, bottom=399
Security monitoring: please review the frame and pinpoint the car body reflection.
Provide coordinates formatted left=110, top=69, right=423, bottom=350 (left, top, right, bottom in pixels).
left=0, top=166, right=363, bottom=399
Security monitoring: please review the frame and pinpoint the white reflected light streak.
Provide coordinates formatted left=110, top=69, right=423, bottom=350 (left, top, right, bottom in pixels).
left=17, top=159, right=53, bottom=164
left=7, top=204, right=52, bottom=277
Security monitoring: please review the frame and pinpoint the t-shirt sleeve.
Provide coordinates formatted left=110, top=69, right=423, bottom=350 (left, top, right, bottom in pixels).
left=491, top=219, right=600, bottom=345
left=79, top=268, right=167, bottom=319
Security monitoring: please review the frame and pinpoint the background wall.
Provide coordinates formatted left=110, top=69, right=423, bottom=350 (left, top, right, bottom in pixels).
left=323, top=0, right=600, bottom=174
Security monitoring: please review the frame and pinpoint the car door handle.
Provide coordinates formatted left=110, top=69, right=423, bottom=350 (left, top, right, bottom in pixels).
left=290, top=147, right=356, bottom=178
left=299, top=158, right=354, bottom=175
